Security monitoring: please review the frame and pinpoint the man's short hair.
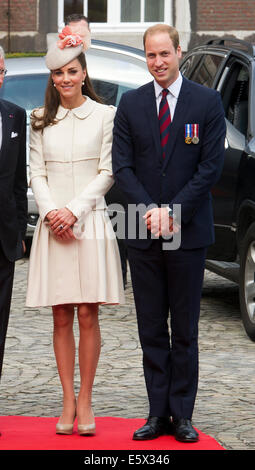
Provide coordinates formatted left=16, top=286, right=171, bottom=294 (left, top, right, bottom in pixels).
left=143, top=24, right=180, bottom=51
left=65, top=13, right=90, bottom=26
left=0, top=45, right=5, bottom=60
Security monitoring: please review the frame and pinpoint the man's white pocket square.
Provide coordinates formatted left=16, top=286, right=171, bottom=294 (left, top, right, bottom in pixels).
left=11, top=132, right=18, bottom=138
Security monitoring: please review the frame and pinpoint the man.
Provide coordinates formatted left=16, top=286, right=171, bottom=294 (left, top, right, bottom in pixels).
left=0, top=46, right=27, bottom=436
left=112, top=24, right=226, bottom=442
left=65, top=12, right=90, bottom=29
left=65, top=13, right=91, bottom=50
left=65, top=13, right=90, bottom=35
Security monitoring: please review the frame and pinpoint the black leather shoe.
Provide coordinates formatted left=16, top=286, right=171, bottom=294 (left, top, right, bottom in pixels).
left=173, top=418, right=199, bottom=442
left=133, top=416, right=173, bottom=441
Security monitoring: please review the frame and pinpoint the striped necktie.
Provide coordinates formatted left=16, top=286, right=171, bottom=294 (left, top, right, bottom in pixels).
left=159, top=89, right=171, bottom=158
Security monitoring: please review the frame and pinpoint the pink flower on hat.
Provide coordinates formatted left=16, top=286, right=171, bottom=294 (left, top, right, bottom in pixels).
left=57, top=26, right=83, bottom=50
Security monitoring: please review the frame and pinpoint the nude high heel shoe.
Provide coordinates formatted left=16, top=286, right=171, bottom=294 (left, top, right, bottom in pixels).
left=56, top=402, right=76, bottom=435
left=77, top=409, right=96, bottom=436
left=56, top=421, right=74, bottom=435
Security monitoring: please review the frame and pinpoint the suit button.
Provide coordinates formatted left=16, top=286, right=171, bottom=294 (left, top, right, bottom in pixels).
left=162, top=173, right=166, bottom=177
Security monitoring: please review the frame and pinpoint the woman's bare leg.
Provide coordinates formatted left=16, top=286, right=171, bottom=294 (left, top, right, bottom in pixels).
left=52, top=304, right=76, bottom=423
left=77, top=303, right=100, bottom=424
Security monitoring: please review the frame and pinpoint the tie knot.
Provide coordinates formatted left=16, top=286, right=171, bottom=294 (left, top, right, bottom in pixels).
left=162, top=89, right=169, bottom=98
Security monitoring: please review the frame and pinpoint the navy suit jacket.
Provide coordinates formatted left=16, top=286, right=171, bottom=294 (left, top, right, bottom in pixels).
left=112, top=76, right=226, bottom=250
left=0, top=99, right=27, bottom=261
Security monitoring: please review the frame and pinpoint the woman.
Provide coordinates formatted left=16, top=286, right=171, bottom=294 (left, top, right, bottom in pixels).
left=26, top=28, right=124, bottom=435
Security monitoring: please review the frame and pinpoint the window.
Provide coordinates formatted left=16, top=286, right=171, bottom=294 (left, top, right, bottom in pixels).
left=64, top=0, right=83, bottom=18
left=145, top=0, right=164, bottom=22
left=121, top=0, right=141, bottom=22
left=58, top=0, right=172, bottom=30
left=0, top=74, right=49, bottom=114
left=189, top=54, right=224, bottom=88
left=221, top=62, right=249, bottom=136
left=121, top=0, right=164, bottom=22
left=0, top=73, right=138, bottom=114
left=88, top=0, right=107, bottom=22
left=180, top=53, right=204, bottom=79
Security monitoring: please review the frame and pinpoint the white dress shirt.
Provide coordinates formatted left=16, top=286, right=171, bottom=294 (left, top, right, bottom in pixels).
left=154, top=72, right=183, bottom=119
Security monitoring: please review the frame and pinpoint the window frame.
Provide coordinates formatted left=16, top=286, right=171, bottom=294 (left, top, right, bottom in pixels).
left=181, top=50, right=227, bottom=87
left=220, top=58, right=250, bottom=137
left=58, top=0, right=173, bottom=32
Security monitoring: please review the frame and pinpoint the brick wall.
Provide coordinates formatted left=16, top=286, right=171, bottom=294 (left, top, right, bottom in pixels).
left=0, top=0, right=38, bottom=32
left=197, top=0, right=255, bottom=31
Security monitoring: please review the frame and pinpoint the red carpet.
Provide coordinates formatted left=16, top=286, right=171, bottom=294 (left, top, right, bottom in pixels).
left=0, top=416, right=224, bottom=450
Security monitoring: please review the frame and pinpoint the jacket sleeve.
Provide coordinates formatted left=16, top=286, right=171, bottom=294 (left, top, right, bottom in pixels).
left=29, top=117, right=57, bottom=221
left=66, top=106, right=115, bottom=219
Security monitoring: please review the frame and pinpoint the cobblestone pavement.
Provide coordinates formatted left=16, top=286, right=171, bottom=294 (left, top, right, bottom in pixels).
left=0, top=258, right=255, bottom=450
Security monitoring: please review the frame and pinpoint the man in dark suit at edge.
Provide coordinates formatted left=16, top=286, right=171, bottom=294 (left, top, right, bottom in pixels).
left=0, top=45, right=27, bottom=436
left=112, top=24, right=225, bottom=442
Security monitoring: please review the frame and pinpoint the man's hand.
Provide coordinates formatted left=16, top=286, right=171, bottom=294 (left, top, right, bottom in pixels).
left=143, top=207, right=180, bottom=238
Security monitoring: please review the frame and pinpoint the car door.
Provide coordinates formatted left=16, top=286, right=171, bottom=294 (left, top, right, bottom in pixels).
left=208, top=58, right=250, bottom=260
left=181, top=51, right=250, bottom=260
left=181, top=50, right=226, bottom=87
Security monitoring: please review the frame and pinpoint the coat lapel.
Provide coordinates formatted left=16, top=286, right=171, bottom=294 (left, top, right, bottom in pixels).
left=162, top=76, right=191, bottom=170
left=0, top=100, right=14, bottom=165
left=142, top=82, right=162, bottom=159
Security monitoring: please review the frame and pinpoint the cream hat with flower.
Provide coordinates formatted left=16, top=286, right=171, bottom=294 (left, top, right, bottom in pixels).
left=45, top=25, right=91, bottom=70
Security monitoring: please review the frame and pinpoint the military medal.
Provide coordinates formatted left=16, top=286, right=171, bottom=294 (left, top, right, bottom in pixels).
left=192, top=124, right=199, bottom=144
left=185, top=124, right=192, bottom=144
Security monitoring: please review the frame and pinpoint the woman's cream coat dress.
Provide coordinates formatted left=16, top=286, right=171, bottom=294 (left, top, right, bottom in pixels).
left=26, top=97, right=125, bottom=307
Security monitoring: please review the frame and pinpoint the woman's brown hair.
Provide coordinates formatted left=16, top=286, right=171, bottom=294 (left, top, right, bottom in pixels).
left=31, top=52, right=102, bottom=131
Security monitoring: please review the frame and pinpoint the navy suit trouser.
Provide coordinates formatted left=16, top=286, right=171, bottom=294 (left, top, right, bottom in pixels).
left=128, top=240, right=206, bottom=420
left=0, top=243, right=15, bottom=379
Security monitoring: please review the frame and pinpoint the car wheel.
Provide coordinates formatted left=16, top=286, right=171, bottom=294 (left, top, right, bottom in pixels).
left=239, top=222, right=255, bottom=341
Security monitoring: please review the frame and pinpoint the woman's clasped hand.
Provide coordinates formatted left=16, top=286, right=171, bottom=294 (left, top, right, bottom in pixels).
left=46, top=208, right=77, bottom=240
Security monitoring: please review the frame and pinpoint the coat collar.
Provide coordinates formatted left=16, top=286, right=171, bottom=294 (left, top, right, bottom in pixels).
left=56, top=95, right=96, bottom=120
left=153, top=72, right=183, bottom=100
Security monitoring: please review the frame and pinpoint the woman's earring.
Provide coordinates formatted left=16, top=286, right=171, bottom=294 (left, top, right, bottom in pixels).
left=82, top=81, right=85, bottom=85
left=53, top=82, right=56, bottom=87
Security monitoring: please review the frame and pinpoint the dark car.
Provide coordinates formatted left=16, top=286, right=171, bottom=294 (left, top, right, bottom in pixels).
left=180, top=38, right=255, bottom=341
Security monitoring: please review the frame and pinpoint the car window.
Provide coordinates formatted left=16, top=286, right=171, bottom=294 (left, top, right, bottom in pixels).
left=0, top=74, right=49, bottom=113
left=187, top=53, right=224, bottom=87
left=180, top=53, right=204, bottom=79
left=220, top=62, right=249, bottom=136
left=91, top=79, right=134, bottom=106
left=0, top=74, right=136, bottom=112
